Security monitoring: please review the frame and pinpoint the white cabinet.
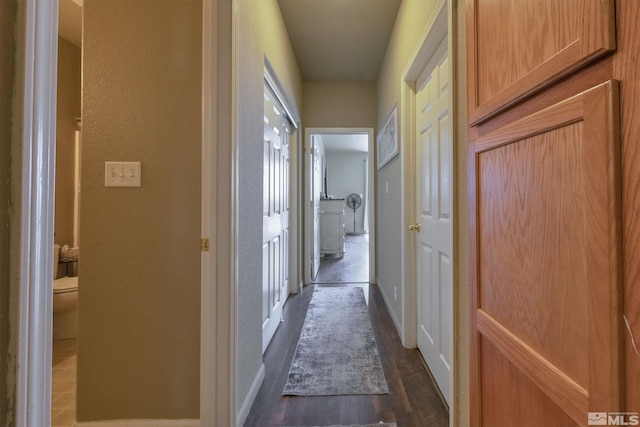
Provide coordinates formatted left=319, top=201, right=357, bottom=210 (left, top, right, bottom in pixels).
left=320, top=199, right=345, bottom=257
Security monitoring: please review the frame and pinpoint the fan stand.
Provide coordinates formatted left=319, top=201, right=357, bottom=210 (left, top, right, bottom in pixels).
left=345, top=193, right=362, bottom=236
left=346, top=206, right=360, bottom=236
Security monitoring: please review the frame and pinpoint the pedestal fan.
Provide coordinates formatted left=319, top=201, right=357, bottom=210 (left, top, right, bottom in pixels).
left=346, top=193, right=362, bottom=235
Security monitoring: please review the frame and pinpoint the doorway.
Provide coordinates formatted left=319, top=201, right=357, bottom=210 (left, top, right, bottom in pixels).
left=304, top=128, right=375, bottom=286
left=400, top=1, right=455, bottom=418
left=413, top=36, right=453, bottom=407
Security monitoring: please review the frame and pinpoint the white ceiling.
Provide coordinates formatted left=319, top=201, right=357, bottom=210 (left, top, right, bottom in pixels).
left=277, top=0, right=402, bottom=82
left=319, top=134, right=369, bottom=153
left=58, top=0, right=402, bottom=81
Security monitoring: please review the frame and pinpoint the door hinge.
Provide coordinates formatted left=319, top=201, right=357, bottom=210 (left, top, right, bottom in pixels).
left=200, top=238, right=210, bottom=252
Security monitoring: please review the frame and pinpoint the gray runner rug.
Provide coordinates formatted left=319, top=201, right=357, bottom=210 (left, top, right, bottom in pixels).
left=283, top=286, right=389, bottom=396
left=285, top=424, right=396, bottom=427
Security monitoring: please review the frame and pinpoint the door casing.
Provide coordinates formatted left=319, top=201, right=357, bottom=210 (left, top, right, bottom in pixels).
left=400, top=1, right=458, bottom=424
left=16, top=1, right=240, bottom=425
left=304, top=128, right=376, bottom=286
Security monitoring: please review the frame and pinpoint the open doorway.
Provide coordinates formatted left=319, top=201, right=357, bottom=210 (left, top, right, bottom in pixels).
left=304, top=128, right=375, bottom=287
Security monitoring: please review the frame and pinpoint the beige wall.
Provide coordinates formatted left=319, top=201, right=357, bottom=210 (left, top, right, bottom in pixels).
left=303, top=82, right=377, bottom=129
left=376, top=0, right=439, bottom=332
left=0, top=0, right=17, bottom=424
left=375, top=0, right=470, bottom=425
left=55, top=37, right=81, bottom=248
left=78, top=0, right=201, bottom=421
left=236, top=0, right=303, bottom=414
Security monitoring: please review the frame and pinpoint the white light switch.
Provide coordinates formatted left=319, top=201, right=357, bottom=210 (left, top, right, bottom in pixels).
left=105, top=162, right=141, bottom=187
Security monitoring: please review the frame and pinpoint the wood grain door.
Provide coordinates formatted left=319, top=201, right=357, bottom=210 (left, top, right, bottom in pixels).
left=470, top=81, right=623, bottom=426
left=414, top=39, right=453, bottom=407
left=262, top=83, right=290, bottom=353
left=467, top=0, right=615, bottom=124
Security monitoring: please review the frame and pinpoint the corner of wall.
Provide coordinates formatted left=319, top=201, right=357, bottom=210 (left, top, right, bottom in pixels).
left=2, top=0, right=20, bottom=424
left=375, top=278, right=404, bottom=341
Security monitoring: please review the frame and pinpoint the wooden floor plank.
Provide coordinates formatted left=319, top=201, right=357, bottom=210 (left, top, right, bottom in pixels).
left=244, top=284, right=449, bottom=427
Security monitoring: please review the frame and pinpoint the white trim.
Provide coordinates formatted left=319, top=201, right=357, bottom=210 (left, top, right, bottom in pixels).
left=200, top=0, right=239, bottom=426
left=16, top=0, right=58, bottom=425
left=303, top=127, right=377, bottom=285
left=264, top=60, right=302, bottom=297
left=264, top=59, right=300, bottom=128
left=200, top=0, right=215, bottom=424
left=74, top=420, right=200, bottom=427
left=399, top=67, right=417, bottom=350
left=400, top=0, right=448, bottom=347
left=236, top=363, right=265, bottom=427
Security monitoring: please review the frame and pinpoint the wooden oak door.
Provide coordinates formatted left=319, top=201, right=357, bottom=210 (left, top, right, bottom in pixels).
left=467, top=0, right=615, bottom=124
left=415, top=39, right=453, bottom=407
left=262, top=83, right=291, bottom=353
left=470, top=81, right=622, bottom=426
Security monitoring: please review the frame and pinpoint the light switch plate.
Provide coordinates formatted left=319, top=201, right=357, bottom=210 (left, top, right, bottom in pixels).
left=105, top=162, right=141, bottom=187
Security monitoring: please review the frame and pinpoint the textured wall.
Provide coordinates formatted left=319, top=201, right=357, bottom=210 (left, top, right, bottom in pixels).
left=0, top=0, right=16, bottom=424
left=78, top=0, right=201, bottom=421
left=303, top=82, right=377, bottom=129
left=326, top=151, right=368, bottom=233
left=376, top=0, right=438, bottom=332
left=375, top=1, right=470, bottom=424
left=236, top=0, right=303, bottom=414
left=55, top=37, right=81, bottom=247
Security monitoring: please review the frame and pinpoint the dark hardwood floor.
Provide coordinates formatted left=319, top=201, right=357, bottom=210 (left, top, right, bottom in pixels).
left=243, top=284, right=449, bottom=427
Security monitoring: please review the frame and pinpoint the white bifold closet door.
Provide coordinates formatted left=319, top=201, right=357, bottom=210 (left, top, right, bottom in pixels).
left=262, top=82, right=291, bottom=353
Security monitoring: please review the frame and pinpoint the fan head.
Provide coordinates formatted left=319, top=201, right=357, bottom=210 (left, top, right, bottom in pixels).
left=346, top=193, right=362, bottom=210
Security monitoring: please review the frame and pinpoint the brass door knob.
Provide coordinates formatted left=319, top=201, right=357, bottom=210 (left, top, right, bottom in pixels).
left=409, top=223, right=421, bottom=232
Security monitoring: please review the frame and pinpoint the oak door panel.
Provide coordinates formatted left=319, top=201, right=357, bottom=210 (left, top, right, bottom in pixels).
left=480, top=338, right=579, bottom=427
left=471, top=81, right=622, bottom=426
left=479, top=122, right=589, bottom=387
left=467, top=0, right=615, bottom=124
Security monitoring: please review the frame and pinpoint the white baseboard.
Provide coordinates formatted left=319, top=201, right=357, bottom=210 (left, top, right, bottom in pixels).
left=75, top=419, right=199, bottom=427
left=236, top=362, right=265, bottom=427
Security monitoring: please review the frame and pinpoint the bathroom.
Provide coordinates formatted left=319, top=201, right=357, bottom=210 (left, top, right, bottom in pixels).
left=52, top=0, right=82, bottom=424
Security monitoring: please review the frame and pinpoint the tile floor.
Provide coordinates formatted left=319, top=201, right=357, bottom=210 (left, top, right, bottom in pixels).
left=51, top=338, right=76, bottom=427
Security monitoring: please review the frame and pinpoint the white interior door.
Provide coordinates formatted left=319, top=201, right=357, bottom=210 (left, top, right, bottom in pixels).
left=414, top=38, right=453, bottom=406
left=262, top=83, right=290, bottom=353
left=312, top=141, right=321, bottom=279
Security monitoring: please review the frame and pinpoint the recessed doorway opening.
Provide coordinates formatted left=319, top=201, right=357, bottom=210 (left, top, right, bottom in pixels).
left=304, top=129, right=375, bottom=289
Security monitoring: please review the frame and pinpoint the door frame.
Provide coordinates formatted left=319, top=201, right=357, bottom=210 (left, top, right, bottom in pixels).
left=15, top=0, right=58, bottom=424
left=264, top=59, right=302, bottom=298
left=201, top=0, right=238, bottom=425
left=16, top=0, right=239, bottom=425
left=400, top=0, right=457, bottom=423
left=304, top=127, right=376, bottom=285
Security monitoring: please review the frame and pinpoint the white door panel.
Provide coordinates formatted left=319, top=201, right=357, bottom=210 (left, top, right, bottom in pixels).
left=415, top=39, right=453, bottom=406
left=262, top=83, right=291, bottom=353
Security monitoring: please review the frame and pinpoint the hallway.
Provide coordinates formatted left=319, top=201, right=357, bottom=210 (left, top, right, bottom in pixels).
left=244, top=284, right=449, bottom=427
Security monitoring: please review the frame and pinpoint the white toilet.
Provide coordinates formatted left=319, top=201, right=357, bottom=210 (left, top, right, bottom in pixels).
left=53, top=244, right=79, bottom=340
